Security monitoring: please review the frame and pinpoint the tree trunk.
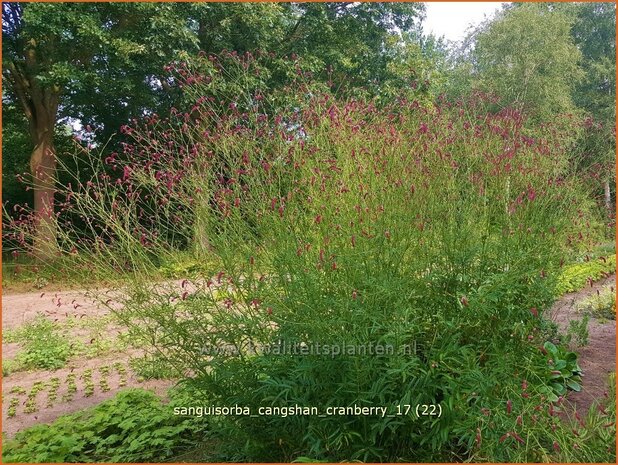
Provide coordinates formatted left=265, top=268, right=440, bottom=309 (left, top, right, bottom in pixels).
left=604, top=178, right=612, bottom=216
left=6, top=56, right=61, bottom=261
left=30, top=129, right=58, bottom=260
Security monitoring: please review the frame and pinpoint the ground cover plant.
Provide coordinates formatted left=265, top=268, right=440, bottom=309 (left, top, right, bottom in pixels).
left=1, top=388, right=210, bottom=463
left=556, top=254, right=616, bottom=295
left=4, top=51, right=611, bottom=462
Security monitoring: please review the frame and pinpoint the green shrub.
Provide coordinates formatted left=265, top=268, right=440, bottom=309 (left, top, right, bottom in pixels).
left=1, top=389, right=208, bottom=463
left=117, top=96, right=598, bottom=460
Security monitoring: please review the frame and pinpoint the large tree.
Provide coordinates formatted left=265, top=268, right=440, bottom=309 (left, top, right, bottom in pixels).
left=2, top=2, right=198, bottom=259
left=470, top=3, right=583, bottom=121
left=571, top=2, right=616, bottom=212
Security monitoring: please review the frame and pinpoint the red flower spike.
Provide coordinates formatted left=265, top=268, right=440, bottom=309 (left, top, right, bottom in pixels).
left=539, top=346, right=547, bottom=355
left=511, top=432, right=525, bottom=445
left=506, top=399, right=512, bottom=414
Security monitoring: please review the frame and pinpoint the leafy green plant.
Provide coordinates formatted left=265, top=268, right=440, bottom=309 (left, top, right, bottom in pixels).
left=9, top=386, right=26, bottom=395
left=61, top=373, right=78, bottom=403
left=23, top=398, right=38, bottom=414
left=2, top=359, right=21, bottom=376
left=81, top=369, right=95, bottom=397
left=7, top=397, right=19, bottom=418
left=566, top=315, right=590, bottom=347
left=46, top=378, right=61, bottom=408
left=1, top=389, right=209, bottom=463
left=112, top=362, right=128, bottom=387
left=542, top=341, right=582, bottom=401
left=22, top=381, right=46, bottom=414
left=8, top=316, right=71, bottom=370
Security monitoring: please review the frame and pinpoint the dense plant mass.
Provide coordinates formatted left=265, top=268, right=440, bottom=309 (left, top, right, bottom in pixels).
left=1, top=389, right=209, bottom=463
left=4, top=53, right=611, bottom=462
left=1, top=3, right=615, bottom=464
left=556, top=254, right=616, bottom=295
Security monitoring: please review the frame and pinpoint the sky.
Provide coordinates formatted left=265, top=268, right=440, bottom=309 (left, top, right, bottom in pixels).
left=423, top=2, right=506, bottom=42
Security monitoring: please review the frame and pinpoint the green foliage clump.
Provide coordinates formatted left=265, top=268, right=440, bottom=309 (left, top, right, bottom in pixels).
left=556, top=254, right=616, bottom=295
left=542, top=341, right=582, bottom=399
left=1, top=389, right=208, bottom=463
left=4, top=314, right=124, bottom=373
left=8, top=316, right=71, bottom=370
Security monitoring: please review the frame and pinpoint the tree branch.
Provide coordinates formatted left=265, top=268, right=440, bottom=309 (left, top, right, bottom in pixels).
left=6, top=61, right=35, bottom=124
